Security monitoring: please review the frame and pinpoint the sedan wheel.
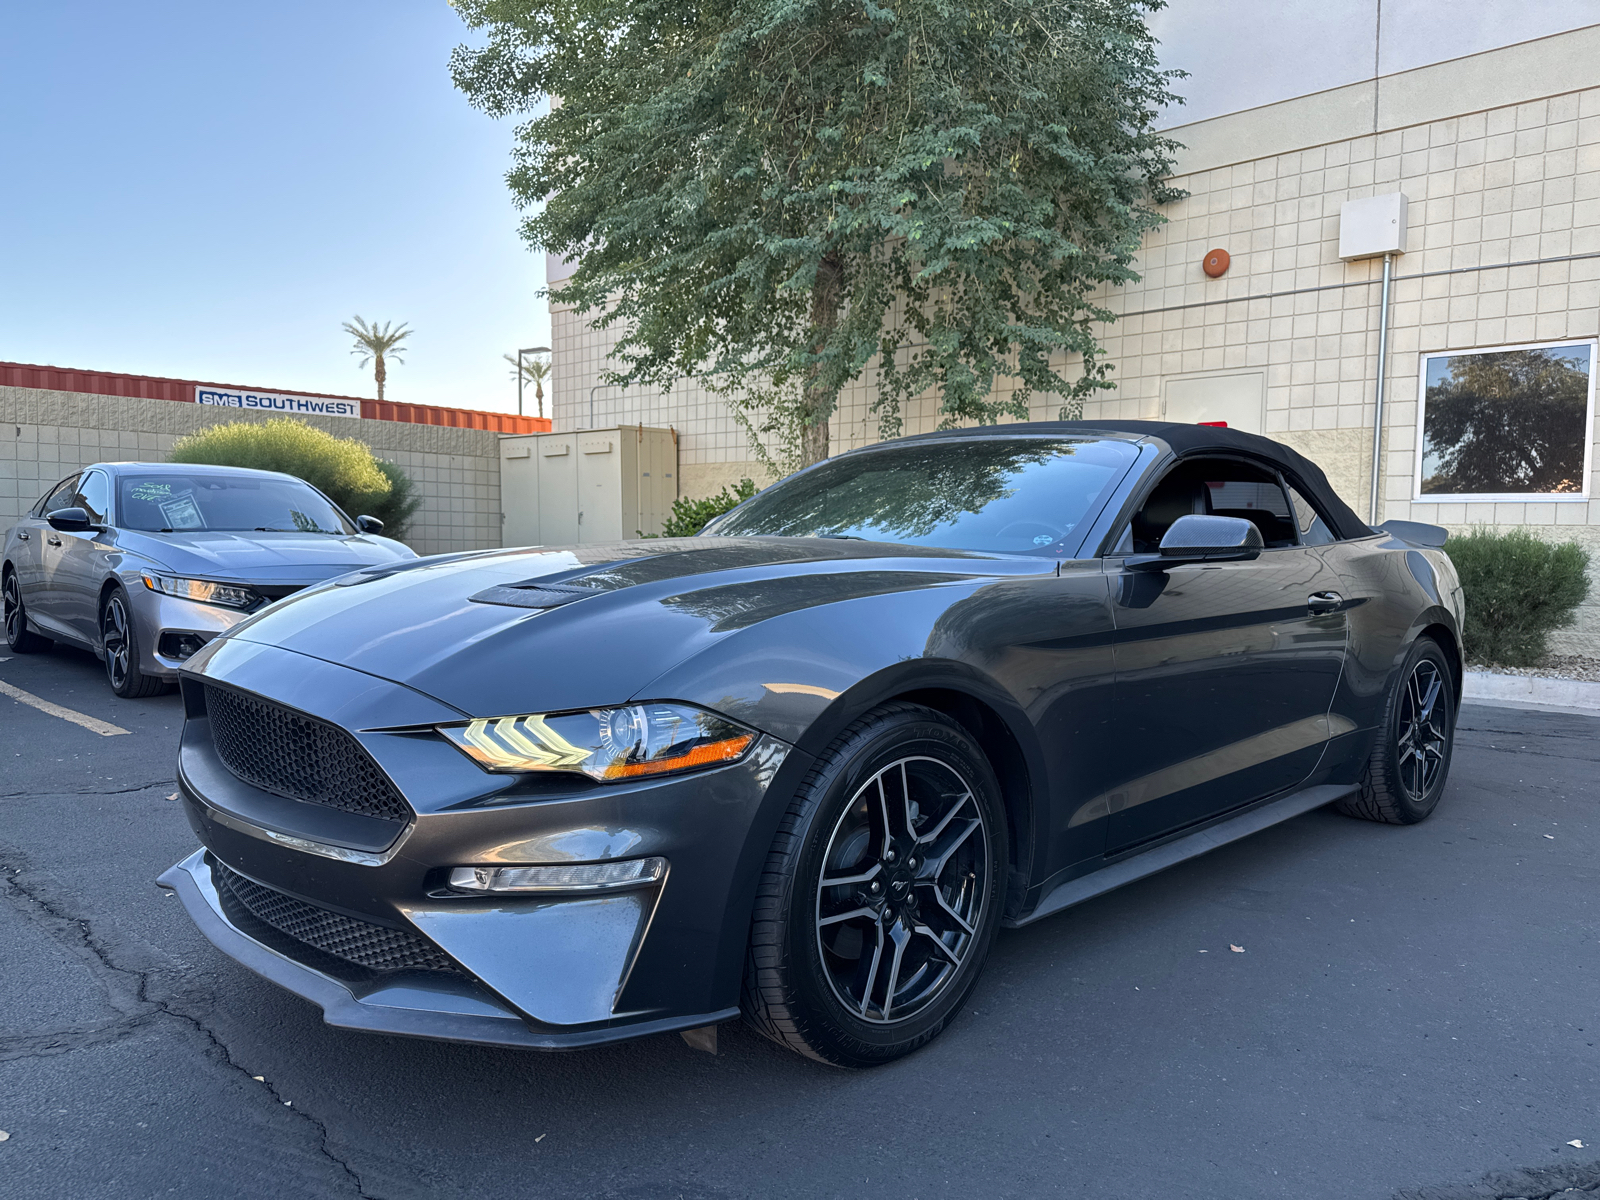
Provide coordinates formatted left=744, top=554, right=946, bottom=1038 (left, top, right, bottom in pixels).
left=744, top=703, right=1006, bottom=1066
left=3, top=570, right=51, bottom=653
left=1338, top=636, right=1456, bottom=825
left=101, top=587, right=165, bottom=698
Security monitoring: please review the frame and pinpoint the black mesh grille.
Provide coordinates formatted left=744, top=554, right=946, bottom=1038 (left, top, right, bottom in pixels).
left=204, top=684, right=410, bottom=822
left=212, top=860, right=459, bottom=975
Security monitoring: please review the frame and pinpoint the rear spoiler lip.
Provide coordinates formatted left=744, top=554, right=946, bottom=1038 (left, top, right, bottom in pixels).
left=1374, top=518, right=1449, bottom=548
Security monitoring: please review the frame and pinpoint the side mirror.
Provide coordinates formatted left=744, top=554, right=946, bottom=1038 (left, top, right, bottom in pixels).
left=1128, top=514, right=1263, bottom=572
left=46, top=506, right=94, bottom=533
left=355, top=515, right=385, bottom=534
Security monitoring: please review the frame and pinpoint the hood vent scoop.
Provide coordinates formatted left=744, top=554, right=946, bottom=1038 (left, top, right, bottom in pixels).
left=469, top=581, right=600, bottom=610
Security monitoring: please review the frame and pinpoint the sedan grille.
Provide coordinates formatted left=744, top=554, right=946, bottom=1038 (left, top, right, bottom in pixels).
left=204, top=684, right=410, bottom=822
left=212, top=860, right=459, bottom=975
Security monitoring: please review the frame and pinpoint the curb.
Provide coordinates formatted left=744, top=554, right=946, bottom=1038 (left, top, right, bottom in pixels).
left=1463, top=670, right=1600, bottom=712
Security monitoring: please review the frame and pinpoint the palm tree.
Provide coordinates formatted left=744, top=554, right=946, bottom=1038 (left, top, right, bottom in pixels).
left=504, top=353, right=551, bottom=417
left=343, top=316, right=411, bottom=402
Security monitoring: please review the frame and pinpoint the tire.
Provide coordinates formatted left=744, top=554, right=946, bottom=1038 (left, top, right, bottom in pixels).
left=1336, top=636, right=1456, bottom=825
left=100, top=586, right=166, bottom=699
left=3, top=568, right=52, bottom=653
left=742, top=703, right=1008, bottom=1067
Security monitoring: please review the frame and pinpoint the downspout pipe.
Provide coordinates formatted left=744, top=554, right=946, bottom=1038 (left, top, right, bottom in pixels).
left=1368, top=252, right=1394, bottom=524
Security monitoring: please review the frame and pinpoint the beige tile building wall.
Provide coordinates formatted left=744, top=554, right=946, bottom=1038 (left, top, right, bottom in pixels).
left=547, top=24, right=1600, bottom=654
left=0, top=387, right=503, bottom=557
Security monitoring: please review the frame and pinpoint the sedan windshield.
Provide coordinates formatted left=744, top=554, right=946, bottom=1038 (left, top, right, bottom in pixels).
left=116, top=474, right=355, bottom=534
left=706, top=437, right=1137, bottom=555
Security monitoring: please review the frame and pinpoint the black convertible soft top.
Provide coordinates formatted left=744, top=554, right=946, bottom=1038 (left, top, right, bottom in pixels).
left=899, top=419, right=1374, bottom=542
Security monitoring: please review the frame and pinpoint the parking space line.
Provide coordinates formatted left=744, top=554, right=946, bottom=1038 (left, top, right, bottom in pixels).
left=0, top=680, right=130, bottom=736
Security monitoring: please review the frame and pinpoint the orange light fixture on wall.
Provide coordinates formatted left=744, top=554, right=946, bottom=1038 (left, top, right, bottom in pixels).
left=1202, top=248, right=1230, bottom=278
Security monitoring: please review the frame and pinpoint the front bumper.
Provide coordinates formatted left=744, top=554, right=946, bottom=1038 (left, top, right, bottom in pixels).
left=131, top=590, right=250, bottom=679
left=158, top=851, right=738, bottom=1049
left=163, top=638, right=804, bottom=1049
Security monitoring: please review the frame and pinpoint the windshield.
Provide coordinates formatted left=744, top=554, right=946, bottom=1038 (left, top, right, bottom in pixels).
left=706, top=437, right=1137, bottom=555
left=116, top=474, right=355, bottom=534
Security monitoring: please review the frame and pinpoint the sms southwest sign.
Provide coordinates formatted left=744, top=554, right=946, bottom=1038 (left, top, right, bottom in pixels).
left=195, top=386, right=362, bottom=419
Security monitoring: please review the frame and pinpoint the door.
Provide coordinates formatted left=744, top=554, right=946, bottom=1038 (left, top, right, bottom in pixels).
left=576, top=433, right=621, bottom=544
left=537, top=435, right=578, bottom=546
left=1102, top=457, right=1348, bottom=852
left=28, top=473, right=82, bottom=638
left=57, top=469, right=114, bottom=641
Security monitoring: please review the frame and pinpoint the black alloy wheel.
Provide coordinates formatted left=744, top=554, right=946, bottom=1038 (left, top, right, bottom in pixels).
left=1338, top=636, right=1456, bottom=825
left=101, top=586, right=165, bottom=698
left=744, top=703, right=1007, bottom=1066
left=3, top=569, right=51, bottom=653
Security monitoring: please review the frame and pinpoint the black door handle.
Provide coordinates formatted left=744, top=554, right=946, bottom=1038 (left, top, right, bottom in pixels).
left=46, top=535, right=62, bottom=547
left=1308, top=591, right=1344, bottom=614
left=16, top=531, right=27, bottom=541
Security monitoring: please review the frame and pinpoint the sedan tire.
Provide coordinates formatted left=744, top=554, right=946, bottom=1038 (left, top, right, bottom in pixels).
left=1337, top=636, right=1456, bottom=825
left=743, top=703, right=1007, bottom=1067
left=3, top=568, right=51, bottom=654
left=101, top=586, right=166, bottom=699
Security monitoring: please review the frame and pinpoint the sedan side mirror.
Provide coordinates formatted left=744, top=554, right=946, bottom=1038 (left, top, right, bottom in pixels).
left=46, top=506, right=94, bottom=533
left=1128, top=514, right=1263, bottom=572
left=355, top=515, right=385, bottom=534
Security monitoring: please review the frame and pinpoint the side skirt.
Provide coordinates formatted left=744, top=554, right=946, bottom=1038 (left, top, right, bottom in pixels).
left=1009, top=782, right=1356, bottom=928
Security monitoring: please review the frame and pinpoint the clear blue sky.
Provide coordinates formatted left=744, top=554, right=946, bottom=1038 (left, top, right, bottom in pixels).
left=0, top=1, right=548, bottom=415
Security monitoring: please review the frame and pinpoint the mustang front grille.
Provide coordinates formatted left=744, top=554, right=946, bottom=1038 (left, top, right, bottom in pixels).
left=203, top=684, right=411, bottom=822
left=212, top=860, right=458, bottom=975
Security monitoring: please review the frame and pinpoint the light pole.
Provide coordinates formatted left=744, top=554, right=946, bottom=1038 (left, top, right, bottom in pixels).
left=516, top=345, right=551, bottom=418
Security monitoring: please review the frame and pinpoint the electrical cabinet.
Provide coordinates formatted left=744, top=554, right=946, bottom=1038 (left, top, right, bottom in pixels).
left=499, top=425, right=678, bottom=547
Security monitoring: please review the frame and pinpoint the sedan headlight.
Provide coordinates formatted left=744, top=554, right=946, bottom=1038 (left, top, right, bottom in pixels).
left=142, top=574, right=259, bottom=609
left=438, top=702, right=755, bottom=782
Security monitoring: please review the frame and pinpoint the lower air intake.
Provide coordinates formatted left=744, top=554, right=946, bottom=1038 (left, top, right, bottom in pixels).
left=212, top=859, right=458, bottom=975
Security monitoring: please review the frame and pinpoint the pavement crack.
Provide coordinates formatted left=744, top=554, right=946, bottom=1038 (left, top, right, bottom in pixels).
left=0, top=843, right=378, bottom=1198
left=0, top=780, right=175, bottom=799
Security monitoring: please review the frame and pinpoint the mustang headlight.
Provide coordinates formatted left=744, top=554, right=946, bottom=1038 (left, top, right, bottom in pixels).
left=438, top=702, right=756, bottom=782
left=142, top=574, right=259, bottom=609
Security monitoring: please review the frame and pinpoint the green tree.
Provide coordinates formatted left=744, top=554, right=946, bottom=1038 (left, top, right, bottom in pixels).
left=504, top=352, right=552, bottom=417
left=343, top=316, right=412, bottom=403
left=1422, top=347, right=1590, bottom=495
left=450, top=0, right=1182, bottom=469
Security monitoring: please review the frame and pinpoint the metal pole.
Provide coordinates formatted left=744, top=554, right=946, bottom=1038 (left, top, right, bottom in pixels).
left=1368, top=253, right=1394, bottom=524
left=517, top=351, right=524, bottom=417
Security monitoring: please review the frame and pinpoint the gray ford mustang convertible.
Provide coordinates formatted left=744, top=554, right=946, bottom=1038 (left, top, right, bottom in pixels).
left=159, top=421, right=1463, bottom=1066
left=3, top=463, right=415, bottom=696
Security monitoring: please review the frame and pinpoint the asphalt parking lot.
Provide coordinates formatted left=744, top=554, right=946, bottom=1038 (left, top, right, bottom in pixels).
left=2, top=644, right=1599, bottom=1200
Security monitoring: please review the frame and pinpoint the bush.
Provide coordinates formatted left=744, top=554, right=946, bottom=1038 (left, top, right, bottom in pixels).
left=657, top=478, right=758, bottom=537
left=169, top=417, right=422, bottom=542
left=1447, top=527, right=1591, bottom=666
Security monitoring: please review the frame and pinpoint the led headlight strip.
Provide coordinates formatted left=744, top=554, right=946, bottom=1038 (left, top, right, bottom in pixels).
left=448, top=857, right=666, bottom=893
left=142, top=574, right=259, bottom=609
left=437, top=702, right=755, bottom=782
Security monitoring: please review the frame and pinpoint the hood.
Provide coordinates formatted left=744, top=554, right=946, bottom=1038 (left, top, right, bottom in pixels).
left=195, top=537, right=1043, bottom=717
left=119, top=529, right=415, bottom=585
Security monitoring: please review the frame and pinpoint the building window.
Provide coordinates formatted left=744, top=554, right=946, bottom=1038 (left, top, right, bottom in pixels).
left=1416, top=340, right=1595, bottom=500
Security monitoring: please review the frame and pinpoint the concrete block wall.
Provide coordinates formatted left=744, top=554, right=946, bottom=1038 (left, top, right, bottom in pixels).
left=0, top=386, right=503, bottom=557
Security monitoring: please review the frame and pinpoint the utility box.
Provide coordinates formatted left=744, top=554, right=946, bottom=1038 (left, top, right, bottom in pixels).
left=1338, top=192, right=1408, bottom=260
left=500, top=425, right=678, bottom=547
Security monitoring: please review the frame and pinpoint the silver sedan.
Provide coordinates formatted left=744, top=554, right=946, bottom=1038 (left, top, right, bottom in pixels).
left=2, top=462, right=415, bottom=696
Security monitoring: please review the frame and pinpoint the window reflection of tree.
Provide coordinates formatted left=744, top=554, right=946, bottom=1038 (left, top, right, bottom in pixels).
left=1423, top=347, right=1590, bottom=494
left=714, top=441, right=1071, bottom=540
left=662, top=571, right=971, bottom=633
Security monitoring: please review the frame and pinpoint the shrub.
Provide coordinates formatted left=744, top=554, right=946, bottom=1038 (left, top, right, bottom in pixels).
left=1447, top=527, right=1591, bottom=666
left=657, top=478, right=758, bottom=537
left=169, top=417, right=421, bottom=541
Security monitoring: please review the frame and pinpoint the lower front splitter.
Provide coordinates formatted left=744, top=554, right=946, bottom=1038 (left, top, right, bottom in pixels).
left=157, top=849, right=739, bottom=1051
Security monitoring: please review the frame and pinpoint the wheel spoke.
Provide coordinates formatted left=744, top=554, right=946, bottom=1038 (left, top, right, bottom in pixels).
left=853, top=920, right=886, bottom=1018
left=879, top=923, right=911, bottom=1020
left=821, top=861, right=882, bottom=889
left=921, top=817, right=981, bottom=878
left=818, top=905, right=879, bottom=928
left=912, top=923, right=962, bottom=967
left=915, top=791, right=974, bottom=847
left=914, top=880, right=975, bottom=936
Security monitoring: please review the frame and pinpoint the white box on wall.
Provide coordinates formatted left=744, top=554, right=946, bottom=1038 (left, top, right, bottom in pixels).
left=1339, top=193, right=1408, bottom=260
left=500, top=426, right=679, bottom=547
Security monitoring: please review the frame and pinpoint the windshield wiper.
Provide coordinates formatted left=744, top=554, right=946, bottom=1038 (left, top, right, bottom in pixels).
left=817, top=533, right=865, bottom=540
